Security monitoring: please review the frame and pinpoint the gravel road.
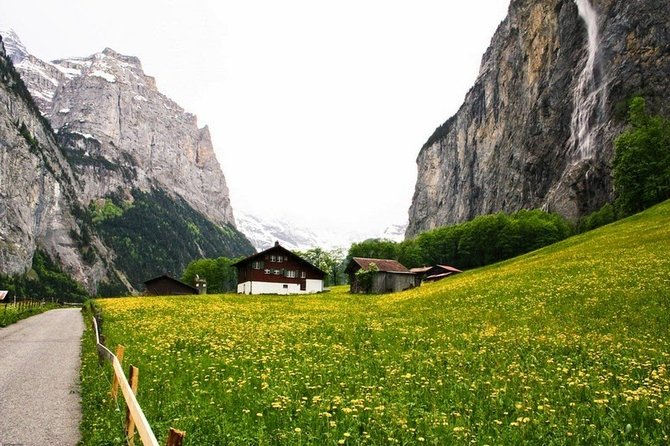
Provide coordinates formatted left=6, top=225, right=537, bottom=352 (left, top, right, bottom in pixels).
left=0, top=308, right=84, bottom=446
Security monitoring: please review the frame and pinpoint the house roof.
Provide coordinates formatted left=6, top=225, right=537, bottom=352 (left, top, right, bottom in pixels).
left=346, top=257, right=411, bottom=274
left=231, top=242, right=326, bottom=276
left=143, top=274, right=198, bottom=294
left=434, top=265, right=463, bottom=273
left=410, top=266, right=432, bottom=274
left=425, top=272, right=454, bottom=281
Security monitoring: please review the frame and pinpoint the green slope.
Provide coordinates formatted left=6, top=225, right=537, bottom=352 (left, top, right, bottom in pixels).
left=92, top=188, right=255, bottom=293
left=84, top=201, right=670, bottom=445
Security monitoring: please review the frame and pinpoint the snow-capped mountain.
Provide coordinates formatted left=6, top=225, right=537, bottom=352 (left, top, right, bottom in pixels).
left=236, top=212, right=323, bottom=252
left=237, top=211, right=407, bottom=252
left=381, top=223, right=408, bottom=242
left=1, top=28, right=236, bottom=228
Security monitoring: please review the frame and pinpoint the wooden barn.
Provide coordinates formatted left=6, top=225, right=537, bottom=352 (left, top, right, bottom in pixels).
left=143, top=274, right=199, bottom=296
left=345, top=257, right=418, bottom=294
left=424, top=264, right=463, bottom=282
left=232, top=242, right=325, bottom=295
left=410, top=264, right=463, bottom=283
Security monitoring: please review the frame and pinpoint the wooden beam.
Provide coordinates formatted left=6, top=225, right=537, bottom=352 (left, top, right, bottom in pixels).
left=111, top=355, right=159, bottom=446
left=126, top=365, right=139, bottom=446
left=110, top=344, right=125, bottom=400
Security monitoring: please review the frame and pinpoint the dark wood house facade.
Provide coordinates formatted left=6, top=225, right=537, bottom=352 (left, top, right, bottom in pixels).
left=345, top=257, right=418, bottom=294
left=232, top=242, right=325, bottom=294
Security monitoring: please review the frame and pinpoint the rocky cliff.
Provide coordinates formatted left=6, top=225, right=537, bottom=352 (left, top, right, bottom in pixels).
left=0, top=32, right=254, bottom=294
left=3, top=31, right=235, bottom=227
left=407, top=0, right=670, bottom=237
left=0, top=35, right=108, bottom=290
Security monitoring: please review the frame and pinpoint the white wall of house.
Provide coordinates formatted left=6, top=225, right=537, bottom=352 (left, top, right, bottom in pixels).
left=237, top=280, right=324, bottom=295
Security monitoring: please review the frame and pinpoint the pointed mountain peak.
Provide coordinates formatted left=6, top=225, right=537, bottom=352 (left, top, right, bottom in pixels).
left=0, top=28, right=29, bottom=64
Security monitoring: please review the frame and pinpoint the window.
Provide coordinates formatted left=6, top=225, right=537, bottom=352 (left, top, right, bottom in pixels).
left=283, top=284, right=288, bottom=289
left=273, top=269, right=281, bottom=275
left=252, top=261, right=263, bottom=270
left=270, top=255, right=284, bottom=263
left=300, top=271, right=307, bottom=279
left=285, top=270, right=296, bottom=278
left=264, top=269, right=271, bottom=275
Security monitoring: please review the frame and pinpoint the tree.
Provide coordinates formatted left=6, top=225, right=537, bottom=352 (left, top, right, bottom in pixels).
left=347, top=239, right=398, bottom=261
left=181, top=256, right=241, bottom=293
left=613, top=97, right=670, bottom=215
left=294, top=248, right=345, bottom=286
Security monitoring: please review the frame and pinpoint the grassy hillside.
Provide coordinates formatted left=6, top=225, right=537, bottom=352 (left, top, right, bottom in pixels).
left=81, top=201, right=670, bottom=445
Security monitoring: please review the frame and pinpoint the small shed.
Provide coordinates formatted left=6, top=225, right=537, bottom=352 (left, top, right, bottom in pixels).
left=409, top=266, right=433, bottom=282
left=345, top=257, right=418, bottom=294
left=424, top=265, right=463, bottom=282
left=143, top=274, right=199, bottom=296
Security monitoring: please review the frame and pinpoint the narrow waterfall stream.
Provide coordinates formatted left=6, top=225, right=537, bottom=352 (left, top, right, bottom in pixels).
left=569, top=0, right=605, bottom=161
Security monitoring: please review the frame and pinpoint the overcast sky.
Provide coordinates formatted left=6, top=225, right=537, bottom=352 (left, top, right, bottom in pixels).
left=1, top=1, right=510, bottom=237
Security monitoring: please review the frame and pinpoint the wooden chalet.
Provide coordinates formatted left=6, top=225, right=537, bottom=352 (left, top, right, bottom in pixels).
left=345, top=257, right=418, bottom=294
left=143, top=274, right=199, bottom=296
left=232, top=242, right=326, bottom=295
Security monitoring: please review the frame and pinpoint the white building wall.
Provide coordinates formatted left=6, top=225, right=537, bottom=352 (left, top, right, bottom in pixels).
left=237, top=280, right=324, bottom=295
left=305, top=279, right=323, bottom=293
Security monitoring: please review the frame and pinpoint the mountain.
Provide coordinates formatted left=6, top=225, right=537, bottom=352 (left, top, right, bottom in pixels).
left=2, top=30, right=235, bottom=227
left=0, top=31, right=254, bottom=294
left=237, top=211, right=407, bottom=252
left=407, top=0, right=670, bottom=237
left=0, top=34, right=107, bottom=290
left=236, top=212, right=323, bottom=252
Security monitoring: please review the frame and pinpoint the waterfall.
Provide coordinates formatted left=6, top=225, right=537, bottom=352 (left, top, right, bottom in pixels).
left=569, top=0, right=605, bottom=161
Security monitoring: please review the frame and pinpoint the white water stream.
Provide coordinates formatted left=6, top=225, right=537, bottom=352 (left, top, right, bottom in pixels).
left=569, top=0, right=605, bottom=161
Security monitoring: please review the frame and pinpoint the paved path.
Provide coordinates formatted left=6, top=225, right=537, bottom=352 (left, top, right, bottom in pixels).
left=0, top=308, right=84, bottom=446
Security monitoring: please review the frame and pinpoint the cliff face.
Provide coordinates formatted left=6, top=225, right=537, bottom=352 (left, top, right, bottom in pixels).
left=4, top=33, right=235, bottom=227
left=0, top=35, right=107, bottom=289
left=407, top=0, right=670, bottom=237
left=0, top=32, right=255, bottom=293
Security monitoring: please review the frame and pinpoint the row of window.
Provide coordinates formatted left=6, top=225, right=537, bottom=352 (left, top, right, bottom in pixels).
left=264, top=269, right=306, bottom=278
left=251, top=256, right=287, bottom=269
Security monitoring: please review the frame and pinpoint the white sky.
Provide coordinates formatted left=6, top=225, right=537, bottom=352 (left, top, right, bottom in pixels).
left=1, top=1, right=509, bottom=237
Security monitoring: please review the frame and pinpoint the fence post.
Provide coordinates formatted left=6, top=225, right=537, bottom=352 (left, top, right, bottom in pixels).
left=126, top=365, right=140, bottom=446
left=111, top=344, right=125, bottom=400
left=166, top=428, right=185, bottom=446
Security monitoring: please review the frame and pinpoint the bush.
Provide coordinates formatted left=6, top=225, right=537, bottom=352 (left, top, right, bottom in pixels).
left=579, top=203, right=618, bottom=232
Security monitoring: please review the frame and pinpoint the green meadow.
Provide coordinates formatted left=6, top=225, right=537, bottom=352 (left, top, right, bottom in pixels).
left=80, top=201, right=670, bottom=445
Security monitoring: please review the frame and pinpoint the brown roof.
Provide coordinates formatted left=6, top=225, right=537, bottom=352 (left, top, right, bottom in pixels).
left=410, top=266, right=432, bottom=274
left=347, top=257, right=410, bottom=273
left=435, top=265, right=463, bottom=273
left=425, top=272, right=454, bottom=282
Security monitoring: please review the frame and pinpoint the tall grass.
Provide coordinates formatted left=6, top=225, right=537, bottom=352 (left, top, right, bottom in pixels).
left=80, top=201, right=670, bottom=445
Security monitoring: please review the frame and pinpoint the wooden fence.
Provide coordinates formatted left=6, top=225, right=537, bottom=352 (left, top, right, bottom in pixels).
left=1, top=299, right=46, bottom=326
left=92, top=317, right=185, bottom=446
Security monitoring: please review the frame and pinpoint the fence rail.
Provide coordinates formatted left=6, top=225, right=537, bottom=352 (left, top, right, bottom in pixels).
left=92, top=316, right=185, bottom=446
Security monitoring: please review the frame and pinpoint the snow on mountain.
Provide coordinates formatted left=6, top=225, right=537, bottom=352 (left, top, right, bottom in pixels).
left=0, top=28, right=27, bottom=64
left=381, top=223, right=408, bottom=242
left=237, top=212, right=407, bottom=253
left=236, top=212, right=323, bottom=252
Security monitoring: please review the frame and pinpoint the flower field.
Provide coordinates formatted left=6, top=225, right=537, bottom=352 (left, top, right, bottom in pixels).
left=80, top=201, right=670, bottom=445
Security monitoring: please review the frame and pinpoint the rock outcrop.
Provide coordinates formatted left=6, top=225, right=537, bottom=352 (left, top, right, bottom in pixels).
left=0, top=31, right=254, bottom=293
left=407, top=0, right=670, bottom=237
left=0, top=35, right=107, bottom=289
left=3, top=32, right=235, bottom=228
